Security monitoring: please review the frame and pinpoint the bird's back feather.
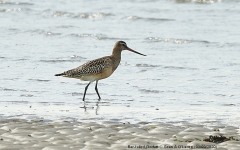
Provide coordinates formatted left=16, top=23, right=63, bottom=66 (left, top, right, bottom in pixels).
left=55, top=56, right=111, bottom=79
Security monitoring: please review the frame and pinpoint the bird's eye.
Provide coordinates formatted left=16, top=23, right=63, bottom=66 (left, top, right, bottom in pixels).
left=120, top=42, right=126, bottom=47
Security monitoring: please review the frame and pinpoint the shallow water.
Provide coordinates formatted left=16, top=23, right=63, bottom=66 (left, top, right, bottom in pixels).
left=1, top=0, right=240, bottom=127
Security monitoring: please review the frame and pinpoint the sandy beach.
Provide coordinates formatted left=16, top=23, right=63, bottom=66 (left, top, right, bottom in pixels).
left=1, top=0, right=240, bottom=149
left=0, top=119, right=239, bottom=150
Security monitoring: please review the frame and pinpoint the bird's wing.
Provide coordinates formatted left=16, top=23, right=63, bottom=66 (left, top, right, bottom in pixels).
left=59, top=57, right=110, bottom=77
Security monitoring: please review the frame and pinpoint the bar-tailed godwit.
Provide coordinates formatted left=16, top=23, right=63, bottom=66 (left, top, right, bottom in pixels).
left=55, top=41, right=146, bottom=101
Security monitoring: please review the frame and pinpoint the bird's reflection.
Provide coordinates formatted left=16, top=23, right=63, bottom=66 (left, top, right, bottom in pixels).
left=81, top=100, right=100, bottom=115
left=95, top=101, right=99, bottom=115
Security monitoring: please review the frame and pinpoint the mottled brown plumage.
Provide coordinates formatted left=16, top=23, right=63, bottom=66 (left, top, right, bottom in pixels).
left=55, top=41, right=146, bottom=101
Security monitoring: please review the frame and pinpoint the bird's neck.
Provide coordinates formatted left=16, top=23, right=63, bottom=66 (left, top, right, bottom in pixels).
left=112, top=47, right=122, bottom=59
left=112, top=47, right=122, bottom=56
left=111, top=48, right=122, bottom=69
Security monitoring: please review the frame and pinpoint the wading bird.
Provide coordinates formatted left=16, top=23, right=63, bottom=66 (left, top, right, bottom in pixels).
left=55, top=41, right=146, bottom=101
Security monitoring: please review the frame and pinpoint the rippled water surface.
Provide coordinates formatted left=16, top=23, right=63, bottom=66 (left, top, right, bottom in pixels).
left=1, top=0, right=240, bottom=127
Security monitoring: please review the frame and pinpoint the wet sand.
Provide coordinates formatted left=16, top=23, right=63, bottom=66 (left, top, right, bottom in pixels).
left=1, top=0, right=240, bottom=149
left=0, top=119, right=239, bottom=150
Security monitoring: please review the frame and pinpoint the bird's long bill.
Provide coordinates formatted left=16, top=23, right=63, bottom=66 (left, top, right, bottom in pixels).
left=126, top=47, right=146, bottom=56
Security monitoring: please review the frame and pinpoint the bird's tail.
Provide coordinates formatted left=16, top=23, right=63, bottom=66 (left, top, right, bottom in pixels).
left=55, top=68, right=77, bottom=77
left=55, top=73, right=65, bottom=76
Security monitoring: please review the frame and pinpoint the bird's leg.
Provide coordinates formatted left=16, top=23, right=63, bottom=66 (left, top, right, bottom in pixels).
left=83, top=82, right=91, bottom=101
left=95, top=80, right=101, bottom=100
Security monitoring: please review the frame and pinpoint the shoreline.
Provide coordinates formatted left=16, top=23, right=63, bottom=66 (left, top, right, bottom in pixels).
left=0, top=119, right=239, bottom=150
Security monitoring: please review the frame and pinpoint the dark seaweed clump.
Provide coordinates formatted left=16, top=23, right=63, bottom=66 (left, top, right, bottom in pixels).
left=204, top=135, right=239, bottom=143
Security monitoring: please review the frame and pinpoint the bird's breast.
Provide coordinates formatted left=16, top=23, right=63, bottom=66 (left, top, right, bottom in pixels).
left=99, top=67, right=115, bottom=79
left=80, top=67, right=114, bottom=81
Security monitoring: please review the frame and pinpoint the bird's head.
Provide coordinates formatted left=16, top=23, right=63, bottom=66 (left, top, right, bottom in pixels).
left=114, top=41, right=146, bottom=56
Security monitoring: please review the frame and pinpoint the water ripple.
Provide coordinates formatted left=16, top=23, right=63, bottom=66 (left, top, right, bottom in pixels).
left=163, top=66, right=198, bottom=70
left=74, top=13, right=112, bottom=19
left=126, top=16, right=175, bottom=21
left=133, top=64, right=198, bottom=70
left=26, top=29, right=61, bottom=36
left=147, top=37, right=213, bottom=44
left=139, top=89, right=162, bottom=93
left=172, top=0, right=221, bottom=4
left=69, top=33, right=123, bottom=40
left=139, top=89, right=180, bottom=94
left=28, top=79, right=50, bottom=82
left=40, top=59, right=84, bottom=63
left=3, top=88, right=17, bottom=91
left=41, top=9, right=74, bottom=17
left=134, top=64, right=160, bottom=67
left=20, top=94, right=34, bottom=97
left=39, top=56, right=85, bottom=63
left=41, top=9, right=111, bottom=19
left=0, top=1, right=33, bottom=5
left=0, top=8, right=21, bottom=12
left=147, top=37, right=192, bottom=44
